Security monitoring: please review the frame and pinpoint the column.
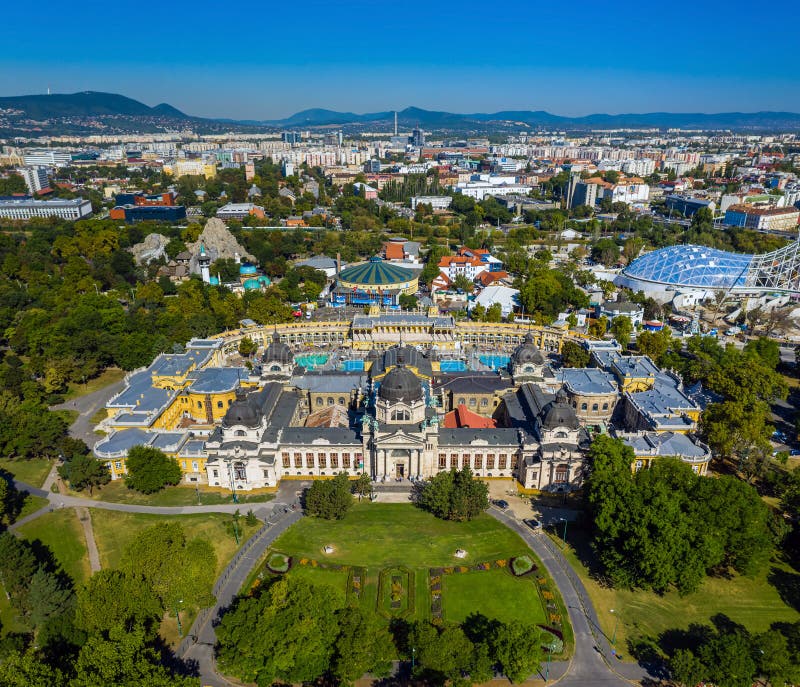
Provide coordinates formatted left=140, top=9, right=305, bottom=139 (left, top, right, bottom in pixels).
left=382, top=449, right=387, bottom=480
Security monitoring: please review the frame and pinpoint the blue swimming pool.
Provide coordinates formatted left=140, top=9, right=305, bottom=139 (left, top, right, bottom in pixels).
left=296, top=354, right=328, bottom=370
left=340, top=360, right=365, bottom=371
left=439, top=360, right=467, bottom=372
left=479, top=354, right=510, bottom=370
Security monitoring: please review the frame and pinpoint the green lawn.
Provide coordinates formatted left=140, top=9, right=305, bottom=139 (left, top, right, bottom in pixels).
left=556, top=529, right=800, bottom=660
left=18, top=508, right=91, bottom=585
left=272, top=503, right=532, bottom=567
left=82, top=479, right=275, bottom=507
left=265, top=504, right=561, bottom=650
left=0, top=584, right=26, bottom=637
left=64, top=367, right=125, bottom=400
left=0, top=457, right=53, bottom=487
left=17, top=494, right=49, bottom=520
left=286, top=565, right=349, bottom=604
left=443, top=569, right=547, bottom=625
left=91, top=510, right=259, bottom=577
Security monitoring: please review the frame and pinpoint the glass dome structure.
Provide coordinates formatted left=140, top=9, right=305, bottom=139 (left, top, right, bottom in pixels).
left=622, top=244, right=753, bottom=289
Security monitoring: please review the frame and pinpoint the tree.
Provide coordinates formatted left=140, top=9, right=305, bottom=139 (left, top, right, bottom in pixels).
left=0, top=649, right=64, bottom=687
left=121, top=523, right=216, bottom=610
left=743, top=336, right=780, bottom=369
left=26, top=568, right=74, bottom=629
left=414, top=467, right=489, bottom=521
left=75, top=570, right=162, bottom=636
left=491, top=621, right=544, bottom=684
left=636, top=328, right=672, bottom=361
left=352, top=472, right=372, bottom=501
left=124, top=445, right=182, bottom=494
left=610, top=315, right=633, bottom=345
left=57, top=454, right=109, bottom=495
left=304, top=472, right=353, bottom=519
left=216, top=577, right=342, bottom=685
left=409, top=621, right=474, bottom=685
left=588, top=315, right=608, bottom=338
left=452, top=273, right=474, bottom=293
left=670, top=648, right=706, bottom=687
left=238, top=336, right=258, bottom=357
left=332, top=606, right=393, bottom=684
left=0, top=471, right=24, bottom=526
left=560, top=340, right=590, bottom=368
left=398, top=293, right=418, bottom=310
left=591, top=238, right=620, bottom=266
left=756, top=630, right=798, bottom=687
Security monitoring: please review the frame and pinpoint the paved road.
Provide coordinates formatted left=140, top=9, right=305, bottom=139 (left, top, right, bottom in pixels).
left=51, top=377, right=127, bottom=447
left=490, top=507, right=659, bottom=686
left=179, top=508, right=303, bottom=687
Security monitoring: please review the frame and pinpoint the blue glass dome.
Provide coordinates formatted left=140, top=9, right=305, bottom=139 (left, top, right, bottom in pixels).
left=239, top=264, right=258, bottom=275
left=623, top=244, right=753, bottom=289
left=208, top=276, right=220, bottom=286
left=243, top=278, right=260, bottom=290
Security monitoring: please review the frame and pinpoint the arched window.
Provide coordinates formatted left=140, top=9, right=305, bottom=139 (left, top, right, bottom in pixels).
left=316, top=397, right=323, bottom=406
left=602, top=403, right=609, bottom=410
left=235, top=430, right=246, bottom=437
left=327, top=398, right=334, bottom=406
left=592, top=403, right=598, bottom=411
left=580, top=403, right=588, bottom=411
left=338, top=397, right=345, bottom=405
left=217, top=401, right=223, bottom=408
left=391, top=409, right=410, bottom=422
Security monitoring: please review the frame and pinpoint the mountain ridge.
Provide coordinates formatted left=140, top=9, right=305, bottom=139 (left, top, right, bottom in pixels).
left=2, top=91, right=800, bottom=131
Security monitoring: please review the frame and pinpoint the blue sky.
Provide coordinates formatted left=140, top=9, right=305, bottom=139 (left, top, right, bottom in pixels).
left=1, top=0, right=798, bottom=119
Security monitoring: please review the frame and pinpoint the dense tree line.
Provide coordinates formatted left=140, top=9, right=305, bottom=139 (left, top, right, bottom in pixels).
left=0, top=522, right=212, bottom=685
left=584, top=437, right=778, bottom=594
left=216, top=576, right=549, bottom=686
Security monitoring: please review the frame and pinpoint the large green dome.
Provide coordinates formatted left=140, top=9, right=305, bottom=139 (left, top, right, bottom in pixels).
left=337, top=257, right=416, bottom=287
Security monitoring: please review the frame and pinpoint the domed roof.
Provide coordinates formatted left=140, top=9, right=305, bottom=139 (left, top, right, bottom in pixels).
left=262, top=331, right=293, bottom=364
left=622, top=244, right=752, bottom=289
left=378, top=354, right=424, bottom=404
left=208, top=276, right=220, bottom=286
left=541, top=390, right=579, bottom=431
left=513, top=332, right=545, bottom=366
left=240, top=264, right=258, bottom=275
left=337, top=256, right=417, bottom=287
left=222, top=394, right=262, bottom=429
left=243, top=278, right=260, bottom=290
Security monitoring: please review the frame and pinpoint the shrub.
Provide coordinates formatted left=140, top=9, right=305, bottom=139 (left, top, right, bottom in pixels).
left=511, top=556, right=534, bottom=576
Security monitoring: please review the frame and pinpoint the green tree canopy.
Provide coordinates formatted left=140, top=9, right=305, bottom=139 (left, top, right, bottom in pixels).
left=124, top=445, right=182, bottom=494
left=413, top=467, right=489, bottom=521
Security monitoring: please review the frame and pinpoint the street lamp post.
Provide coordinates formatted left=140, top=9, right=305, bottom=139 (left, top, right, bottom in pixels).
left=411, top=646, right=415, bottom=670
left=610, top=608, right=618, bottom=646
left=544, top=641, right=554, bottom=681
left=174, top=599, right=183, bottom=637
left=559, top=517, right=568, bottom=544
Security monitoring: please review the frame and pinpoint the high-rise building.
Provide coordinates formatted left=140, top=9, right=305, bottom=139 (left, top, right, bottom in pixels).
left=411, top=127, right=425, bottom=147
left=0, top=197, right=92, bottom=221
left=281, top=131, right=302, bottom=144
left=17, top=166, right=50, bottom=194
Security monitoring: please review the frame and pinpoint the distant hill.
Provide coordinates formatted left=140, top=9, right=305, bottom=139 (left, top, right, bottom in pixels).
left=266, top=106, right=800, bottom=131
left=2, top=91, right=800, bottom=133
left=0, top=91, right=189, bottom=120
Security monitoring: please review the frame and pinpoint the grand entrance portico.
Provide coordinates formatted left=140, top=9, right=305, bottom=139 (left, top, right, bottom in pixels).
left=372, top=429, right=427, bottom=481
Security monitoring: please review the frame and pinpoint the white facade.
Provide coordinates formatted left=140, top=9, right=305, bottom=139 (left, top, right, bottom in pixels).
left=22, top=150, right=72, bottom=167
left=411, top=195, right=452, bottom=210
left=0, top=198, right=92, bottom=221
left=17, top=166, right=50, bottom=194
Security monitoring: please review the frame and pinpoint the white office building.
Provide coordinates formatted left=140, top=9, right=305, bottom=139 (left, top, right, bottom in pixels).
left=22, top=150, right=72, bottom=167
left=411, top=196, right=453, bottom=210
left=0, top=198, right=92, bottom=221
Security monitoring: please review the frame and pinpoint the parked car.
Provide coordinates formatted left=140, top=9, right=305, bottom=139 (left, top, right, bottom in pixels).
left=523, top=519, right=542, bottom=531
left=493, top=499, right=509, bottom=510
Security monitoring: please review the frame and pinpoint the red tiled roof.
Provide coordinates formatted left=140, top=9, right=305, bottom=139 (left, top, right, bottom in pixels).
left=477, top=271, right=508, bottom=286
left=384, top=242, right=405, bottom=260
left=442, top=403, right=497, bottom=429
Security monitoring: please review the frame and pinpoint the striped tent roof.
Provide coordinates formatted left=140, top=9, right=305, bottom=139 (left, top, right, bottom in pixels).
left=337, top=257, right=416, bottom=286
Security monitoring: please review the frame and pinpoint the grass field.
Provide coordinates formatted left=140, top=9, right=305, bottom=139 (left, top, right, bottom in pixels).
left=443, top=569, right=547, bottom=625
left=64, top=367, right=125, bottom=400
left=265, top=504, right=557, bottom=645
left=0, top=457, right=53, bottom=487
left=80, top=479, right=275, bottom=506
left=272, top=503, right=532, bottom=567
left=0, top=585, right=26, bottom=637
left=556, top=529, right=800, bottom=660
left=91, top=510, right=259, bottom=577
left=18, top=508, right=91, bottom=585
left=17, top=494, right=49, bottom=520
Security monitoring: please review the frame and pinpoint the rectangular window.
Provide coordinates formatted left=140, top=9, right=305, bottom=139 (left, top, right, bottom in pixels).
left=263, top=469, right=269, bottom=478
left=212, top=469, right=219, bottom=478
left=355, top=453, right=363, bottom=468
left=192, top=461, right=198, bottom=472
left=487, top=454, right=495, bottom=470
left=282, top=452, right=290, bottom=468
left=438, top=453, right=447, bottom=468
left=294, top=453, right=302, bottom=468
left=343, top=453, right=351, bottom=468
left=462, top=454, right=470, bottom=469
left=634, top=460, right=643, bottom=472
left=530, top=471, right=538, bottom=481
left=451, top=454, right=458, bottom=469
left=475, top=455, right=483, bottom=469
left=306, top=452, right=314, bottom=468
left=115, top=461, right=122, bottom=470
left=511, top=454, right=519, bottom=470
left=499, top=455, right=507, bottom=470
left=331, top=453, right=339, bottom=468
left=319, top=454, right=327, bottom=468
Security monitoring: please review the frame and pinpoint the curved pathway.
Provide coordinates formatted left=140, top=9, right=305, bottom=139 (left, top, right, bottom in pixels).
left=489, top=507, right=658, bottom=685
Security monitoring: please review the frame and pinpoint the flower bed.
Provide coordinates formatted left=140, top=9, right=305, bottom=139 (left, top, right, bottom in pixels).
left=266, top=552, right=291, bottom=573
left=377, top=566, right=415, bottom=619
left=510, top=555, right=534, bottom=576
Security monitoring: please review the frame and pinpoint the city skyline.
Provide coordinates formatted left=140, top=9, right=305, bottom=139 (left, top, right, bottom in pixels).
left=2, top=0, right=799, bottom=120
